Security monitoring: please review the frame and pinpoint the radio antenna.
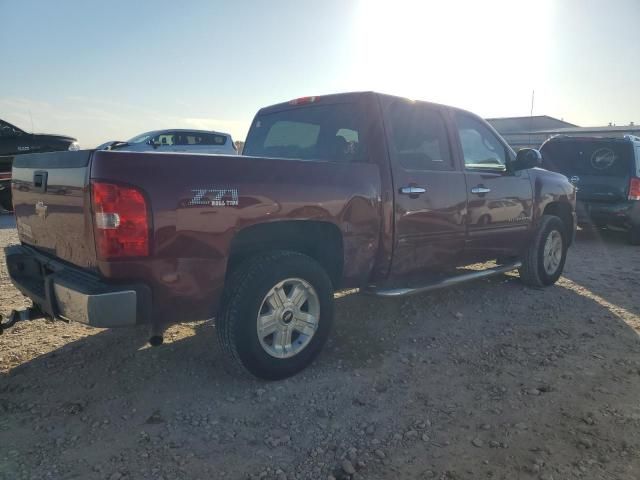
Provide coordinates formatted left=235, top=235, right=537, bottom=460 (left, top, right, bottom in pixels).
left=528, top=90, right=535, bottom=147
left=28, top=110, right=34, bottom=133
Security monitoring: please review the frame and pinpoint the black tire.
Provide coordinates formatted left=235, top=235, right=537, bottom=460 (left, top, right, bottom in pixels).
left=630, top=226, right=640, bottom=245
left=478, top=214, right=490, bottom=226
left=0, top=188, right=11, bottom=212
left=217, top=251, right=334, bottom=380
left=518, top=215, right=568, bottom=287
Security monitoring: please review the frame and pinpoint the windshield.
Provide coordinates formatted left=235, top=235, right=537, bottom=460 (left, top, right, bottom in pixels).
left=127, top=132, right=155, bottom=144
left=0, top=119, right=24, bottom=137
left=243, top=103, right=365, bottom=162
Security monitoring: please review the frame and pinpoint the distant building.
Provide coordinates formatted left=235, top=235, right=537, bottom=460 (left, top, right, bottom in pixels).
left=487, top=115, right=640, bottom=150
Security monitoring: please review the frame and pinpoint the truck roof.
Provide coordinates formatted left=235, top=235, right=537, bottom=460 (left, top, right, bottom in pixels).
left=256, top=91, right=458, bottom=116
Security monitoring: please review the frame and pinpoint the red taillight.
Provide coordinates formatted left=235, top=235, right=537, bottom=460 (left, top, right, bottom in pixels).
left=288, top=96, right=318, bottom=105
left=629, top=177, right=640, bottom=201
left=91, top=181, right=149, bottom=260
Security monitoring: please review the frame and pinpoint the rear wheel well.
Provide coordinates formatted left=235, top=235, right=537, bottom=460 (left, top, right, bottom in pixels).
left=543, top=202, right=573, bottom=245
left=227, top=221, right=344, bottom=288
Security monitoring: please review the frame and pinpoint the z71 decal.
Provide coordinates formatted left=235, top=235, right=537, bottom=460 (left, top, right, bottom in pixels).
left=188, top=188, right=239, bottom=207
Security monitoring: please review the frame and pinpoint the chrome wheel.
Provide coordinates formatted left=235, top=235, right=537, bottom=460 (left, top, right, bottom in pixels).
left=543, top=230, right=563, bottom=275
left=257, top=278, right=320, bottom=359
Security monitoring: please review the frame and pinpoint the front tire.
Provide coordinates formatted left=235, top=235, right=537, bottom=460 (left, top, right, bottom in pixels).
left=519, top=215, right=568, bottom=287
left=217, top=251, right=334, bottom=380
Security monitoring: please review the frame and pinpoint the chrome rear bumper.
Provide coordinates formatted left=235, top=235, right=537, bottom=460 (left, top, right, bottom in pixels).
left=5, top=244, right=151, bottom=327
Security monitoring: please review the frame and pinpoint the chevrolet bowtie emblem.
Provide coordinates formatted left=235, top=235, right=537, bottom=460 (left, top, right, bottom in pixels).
left=35, top=200, right=48, bottom=218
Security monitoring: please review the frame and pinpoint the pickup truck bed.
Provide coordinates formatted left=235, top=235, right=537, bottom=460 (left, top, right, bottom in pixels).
left=5, top=91, right=576, bottom=379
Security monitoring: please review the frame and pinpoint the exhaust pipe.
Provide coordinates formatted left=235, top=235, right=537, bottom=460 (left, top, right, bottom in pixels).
left=148, top=323, right=165, bottom=347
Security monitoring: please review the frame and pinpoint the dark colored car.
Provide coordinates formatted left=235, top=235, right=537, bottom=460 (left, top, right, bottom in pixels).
left=0, top=119, right=78, bottom=211
left=4, top=92, right=576, bottom=379
left=540, top=135, right=640, bottom=244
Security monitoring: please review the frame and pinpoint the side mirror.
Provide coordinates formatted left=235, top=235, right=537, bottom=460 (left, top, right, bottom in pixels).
left=147, top=138, right=160, bottom=149
left=511, top=148, right=542, bottom=171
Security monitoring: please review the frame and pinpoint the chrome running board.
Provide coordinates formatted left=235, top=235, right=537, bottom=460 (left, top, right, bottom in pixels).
left=366, top=261, right=522, bottom=298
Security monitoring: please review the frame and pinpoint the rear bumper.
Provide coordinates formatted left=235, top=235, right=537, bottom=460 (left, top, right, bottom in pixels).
left=5, top=244, right=151, bottom=327
left=577, top=199, right=640, bottom=229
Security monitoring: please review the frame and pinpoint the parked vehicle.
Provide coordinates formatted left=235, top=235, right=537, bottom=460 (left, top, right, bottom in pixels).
left=540, top=135, right=640, bottom=244
left=97, top=129, right=237, bottom=155
left=0, top=119, right=78, bottom=211
left=3, top=92, right=576, bottom=379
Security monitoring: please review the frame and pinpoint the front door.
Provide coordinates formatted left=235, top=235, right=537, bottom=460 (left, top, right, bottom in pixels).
left=382, top=98, right=467, bottom=277
left=452, top=111, right=533, bottom=259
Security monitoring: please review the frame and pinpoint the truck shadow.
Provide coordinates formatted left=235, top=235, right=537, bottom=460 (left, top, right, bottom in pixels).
left=562, top=228, right=640, bottom=319
left=2, top=271, right=640, bottom=478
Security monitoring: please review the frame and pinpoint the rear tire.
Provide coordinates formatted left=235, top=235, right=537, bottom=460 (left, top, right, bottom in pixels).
left=519, top=215, right=568, bottom=287
left=217, top=251, right=334, bottom=380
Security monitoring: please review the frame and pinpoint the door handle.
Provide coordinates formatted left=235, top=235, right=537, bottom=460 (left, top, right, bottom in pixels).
left=399, top=186, right=427, bottom=195
left=471, top=186, right=491, bottom=194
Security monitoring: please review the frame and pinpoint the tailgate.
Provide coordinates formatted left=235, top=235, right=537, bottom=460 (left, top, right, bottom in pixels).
left=11, top=150, right=97, bottom=269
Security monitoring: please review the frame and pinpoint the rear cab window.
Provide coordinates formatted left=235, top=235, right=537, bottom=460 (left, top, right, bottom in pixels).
left=243, top=102, right=366, bottom=162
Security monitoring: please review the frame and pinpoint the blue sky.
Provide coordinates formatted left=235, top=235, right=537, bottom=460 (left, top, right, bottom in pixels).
left=1, top=0, right=639, bottom=147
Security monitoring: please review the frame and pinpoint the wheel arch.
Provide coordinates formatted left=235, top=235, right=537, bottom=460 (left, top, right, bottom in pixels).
left=226, top=220, right=344, bottom=288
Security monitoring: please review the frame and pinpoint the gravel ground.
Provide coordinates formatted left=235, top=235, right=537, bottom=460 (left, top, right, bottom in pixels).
left=1, top=214, right=640, bottom=480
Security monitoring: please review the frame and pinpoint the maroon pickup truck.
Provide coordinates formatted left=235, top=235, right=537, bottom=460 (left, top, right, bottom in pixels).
left=4, top=92, right=576, bottom=379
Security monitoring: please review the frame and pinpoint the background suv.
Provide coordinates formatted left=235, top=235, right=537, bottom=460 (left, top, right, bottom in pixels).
left=99, top=129, right=237, bottom=155
left=541, top=134, right=640, bottom=244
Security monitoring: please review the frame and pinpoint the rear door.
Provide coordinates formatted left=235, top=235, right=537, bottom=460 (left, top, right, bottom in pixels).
left=11, top=150, right=97, bottom=268
left=382, top=98, right=467, bottom=276
left=452, top=111, right=533, bottom=259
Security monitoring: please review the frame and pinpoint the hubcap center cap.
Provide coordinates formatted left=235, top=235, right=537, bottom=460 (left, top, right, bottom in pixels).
left=281, top=310, right=294, bottom=324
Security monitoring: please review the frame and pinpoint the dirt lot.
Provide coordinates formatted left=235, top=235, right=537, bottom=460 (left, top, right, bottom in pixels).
left=1, top=214, right=640, bottom=480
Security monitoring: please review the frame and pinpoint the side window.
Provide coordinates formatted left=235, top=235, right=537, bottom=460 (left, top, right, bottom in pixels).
left=152, top=132, right=175, bottom=146
left=455, top=113, right=508, bottom=169
left=174, top=132, right=227, bottom=146
left=387, top=102, right=453, bottom=171
left=199, top=133, right=228, bottom=146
